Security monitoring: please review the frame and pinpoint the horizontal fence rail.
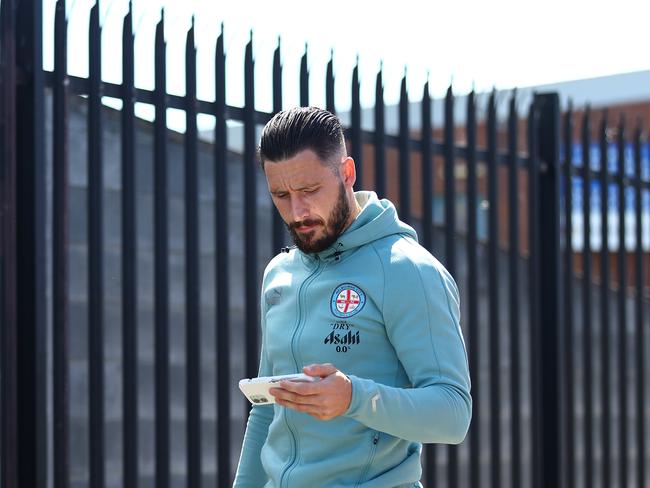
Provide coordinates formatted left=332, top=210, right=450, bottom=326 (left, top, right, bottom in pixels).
left=1, top=2, right=649, bottom=488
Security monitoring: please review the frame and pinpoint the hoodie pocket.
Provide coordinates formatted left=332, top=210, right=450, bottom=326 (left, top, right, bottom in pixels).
left=355, top=431, right=380, bottom=487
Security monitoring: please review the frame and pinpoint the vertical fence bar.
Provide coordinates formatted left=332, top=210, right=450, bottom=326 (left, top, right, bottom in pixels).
left=53, top=1, right=69, bottom=487
left=440, top=94, right=458, bottom=486
left=442, top=96, right=458, bottom=486
left=561, top=103, right=575, bottom=488
left=88, top=5, right=105, bottom=487
left=486, top=90, right=501, bottom=488
left=214, top=24, right=232, bottom=487
left=0, top=0, right=18, bottom=484
left=444, top=86, right=456, bottom=275
left=421, top=79, right=435, bottom=487
left=351, top=61, right=362, bottom=189
left=527, top=99, right=541, bottom=488
left=581, top=106, right=594, bottom=488
left=271, top=39, right=285, bottom=253
left=442, top=90, right=458, bottom=486
left=244, top=33, right=259, bottom=380
left=443, top=84, right=458, bottom=487
left=420, top=81, right=432, bottom=255
left=153, top=13, right=170, bottom=488
left=121, top=5, right=138, bottom=488
left=15, top=0, right=48, bottom=484
left=507, top=91, right=522, bottom=488
left=325, top=50, right=335, bottom=114
left=535, top=92, right=562, bottom=488
left=616, top=114, right=628, bottom=488
left=184, top=19, right=202, bottom=488
left=633, top=121, right=645, bottom=488
left=398, top=73, right=410, bottom=223
left=300, top=44, right=308, bottom=107
left=466, top=90, right=480, bottom=488
left=598, top=111, right=611, bottom=488
left=374, top=67, right=386, bottom=198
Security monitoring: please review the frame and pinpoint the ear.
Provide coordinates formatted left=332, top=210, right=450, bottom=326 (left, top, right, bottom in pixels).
left=340, top=157, right=357, bottom=189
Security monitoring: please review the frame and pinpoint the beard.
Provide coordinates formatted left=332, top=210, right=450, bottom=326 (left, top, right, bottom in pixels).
left=287, top=183, right=351, bottom=254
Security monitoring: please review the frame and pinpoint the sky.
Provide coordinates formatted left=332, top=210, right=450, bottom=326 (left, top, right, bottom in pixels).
left=42, top=0, right=650, bottom=131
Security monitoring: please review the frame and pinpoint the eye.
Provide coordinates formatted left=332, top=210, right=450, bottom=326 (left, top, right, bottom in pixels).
left=303, top=188, right=318, bottom=194
left=274, top=193, right=289, bottom=199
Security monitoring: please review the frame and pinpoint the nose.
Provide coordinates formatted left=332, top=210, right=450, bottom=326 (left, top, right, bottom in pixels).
left=290, top=195, right=309, bottom=222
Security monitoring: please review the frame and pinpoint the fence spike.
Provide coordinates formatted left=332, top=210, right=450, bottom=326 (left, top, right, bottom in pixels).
left=300, top=43, right=309, bottom=106
left=326, top=50, right=335, bottom=114
left=509, top=89, right=517, bottom=114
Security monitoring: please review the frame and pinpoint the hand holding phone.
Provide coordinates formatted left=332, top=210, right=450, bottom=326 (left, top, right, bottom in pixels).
left=239, top=373, right=318, bottom=405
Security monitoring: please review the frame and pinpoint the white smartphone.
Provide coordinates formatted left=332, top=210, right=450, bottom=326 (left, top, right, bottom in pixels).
left=239, top=373, right=319, bottom=405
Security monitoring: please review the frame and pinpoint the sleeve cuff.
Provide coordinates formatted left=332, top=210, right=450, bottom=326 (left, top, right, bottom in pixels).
left=344, top=375, right=378, bottom=419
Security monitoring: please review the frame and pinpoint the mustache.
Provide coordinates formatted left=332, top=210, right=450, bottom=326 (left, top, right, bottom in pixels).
left=288, top=218, right=324, bottom=231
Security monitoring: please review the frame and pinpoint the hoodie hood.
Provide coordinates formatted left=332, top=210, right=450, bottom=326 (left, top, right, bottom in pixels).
left=308, top=191, right=418, bottom=261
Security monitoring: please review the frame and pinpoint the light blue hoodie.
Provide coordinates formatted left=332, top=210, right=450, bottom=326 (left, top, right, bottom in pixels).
left=234, top=191, right=471, bottom=488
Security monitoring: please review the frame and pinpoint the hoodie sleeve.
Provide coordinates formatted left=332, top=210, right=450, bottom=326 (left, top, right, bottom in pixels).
left=344, top=242, right=472, bottom=444
left=233, top=275, right=274, bottom=487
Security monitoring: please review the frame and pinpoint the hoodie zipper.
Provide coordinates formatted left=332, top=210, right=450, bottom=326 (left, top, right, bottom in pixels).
left=355, top=432, right=380, bottom=487
left=279, top=257, right=324, bottom=488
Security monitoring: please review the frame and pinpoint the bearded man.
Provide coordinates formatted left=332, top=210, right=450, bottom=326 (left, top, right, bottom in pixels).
left=234, top=107, right=471, bottom=488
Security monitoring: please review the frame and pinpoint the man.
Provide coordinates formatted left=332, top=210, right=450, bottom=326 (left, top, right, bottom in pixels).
left=234, top=107, right=471, bottom=487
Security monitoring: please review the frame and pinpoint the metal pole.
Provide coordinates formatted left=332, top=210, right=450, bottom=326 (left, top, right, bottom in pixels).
left=534, top=92, right=562, bottom=488
left=52, top=1, right=70, bottom=487
left=0, top=0, right=19, bottom=486
left=15, top=0, right=48, bottom=485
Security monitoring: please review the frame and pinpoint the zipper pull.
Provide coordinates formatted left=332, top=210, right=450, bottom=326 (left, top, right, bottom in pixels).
left=373, top=433, right=379, bottom=445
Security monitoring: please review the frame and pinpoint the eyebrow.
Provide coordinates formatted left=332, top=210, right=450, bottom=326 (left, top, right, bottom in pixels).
left=270, top=184, right=319, bottom=194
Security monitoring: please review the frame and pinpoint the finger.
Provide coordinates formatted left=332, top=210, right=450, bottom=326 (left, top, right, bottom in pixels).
left=303, top=363, right=337, bottom=378
left=270, top=387, right=319, bottom=405
left=277, top=380, right=319, bottom=396
left=275, top=393, right=320, bottom=409
left=277, top=399, right=334, bottom=421
left=277, top=399, right=313, bottom=415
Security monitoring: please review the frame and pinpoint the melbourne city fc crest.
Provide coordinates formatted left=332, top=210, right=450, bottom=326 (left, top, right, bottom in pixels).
left=330, top=283, right=366, bottom=318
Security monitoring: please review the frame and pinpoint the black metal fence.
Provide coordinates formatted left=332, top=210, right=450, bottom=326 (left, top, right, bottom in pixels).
left=1, top=1, right=649, bottom=488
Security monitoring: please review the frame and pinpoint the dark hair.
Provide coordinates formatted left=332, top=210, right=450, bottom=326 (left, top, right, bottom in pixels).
left=259, top=107, right=345, bottom=169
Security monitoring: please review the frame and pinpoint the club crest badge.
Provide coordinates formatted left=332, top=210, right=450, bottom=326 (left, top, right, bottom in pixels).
left=330, top=283, right=366, bottom=318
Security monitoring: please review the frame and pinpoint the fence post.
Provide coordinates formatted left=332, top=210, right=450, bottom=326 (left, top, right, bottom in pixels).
left=17, top=4, right=48, bottom=484
left=533, top=93, right=563, bottom=488
left=1, top=0, right=19, bottom=486
left=0, top=0, right=48, bottom=486
left=1, top=0, right=47, bottom=488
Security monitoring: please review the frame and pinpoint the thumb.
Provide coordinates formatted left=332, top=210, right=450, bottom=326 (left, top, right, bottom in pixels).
left=303, top=363, right=337, bottom=378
